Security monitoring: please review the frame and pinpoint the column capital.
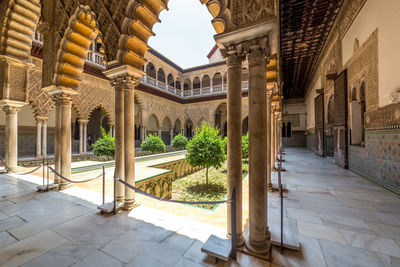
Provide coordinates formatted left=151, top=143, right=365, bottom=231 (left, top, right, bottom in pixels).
left=78, top=119, right=89, bottom=125
left=0, top=100, right=25, bottom=114
left=36, top=116, right=48, bottom=123
left=221, top=43, right=245, bottom=67
left=243, top=36, right=270, bottom=67
left=52, top=93, right=73, bottom=106
left=111, top=75, right=140, bottom=91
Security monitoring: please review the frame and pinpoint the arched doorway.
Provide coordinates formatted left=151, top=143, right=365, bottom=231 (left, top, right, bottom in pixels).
left=174, top=119, right=182, bottom=136
left=214, top=103, right=227, bottom=136
left=242, top=116, right=248, bottom=135
left=87, top=108, right=110, bottom=151
left=147, top=114, right=159, bottom=136
left=184, top=119, right=193, bottom=139
left=161, top=117, right=172, bottom=145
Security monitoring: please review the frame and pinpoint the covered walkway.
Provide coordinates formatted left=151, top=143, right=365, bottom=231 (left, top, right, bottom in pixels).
left=272, top=147, right=400, bottom=266
left=0, top=147, right=399, bottom=266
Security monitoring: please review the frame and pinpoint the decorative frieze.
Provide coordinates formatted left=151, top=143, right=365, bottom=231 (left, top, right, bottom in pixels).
left=365, top=102, right=400, bottom=129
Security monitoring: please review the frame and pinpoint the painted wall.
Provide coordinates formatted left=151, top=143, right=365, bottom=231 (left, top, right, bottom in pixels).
left=342, top=0, right=400, bottom=107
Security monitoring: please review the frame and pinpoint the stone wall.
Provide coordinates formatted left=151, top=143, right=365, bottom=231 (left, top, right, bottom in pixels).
left=283, top=131, right=306, bottom=147
left=135, top=158, right=202, bottom=199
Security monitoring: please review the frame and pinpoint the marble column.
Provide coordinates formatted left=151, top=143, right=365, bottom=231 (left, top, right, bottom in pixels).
left=36, top=119, right=42, bottom=158
left=59, top=94, right=72, bottom=189
left=245, top=39, right=270, bottom=256
left=79, top=121, right=83, bottom=154
left=266, top=91, right=272, bottom=191
left=123, top=76, right=139, bottom=210
left=54, top=97, right=62, bottom=184
left=83, top=122, right=87, bottom=153
left=275, top=114, right=279, bottom=160
left=170, top=128, right=174, bottom=145
left=158, top=128, right=162, bottom=138
left=140, top=126, right=146, bottom=141
left=2, top=105, right=22, bottom=170
left=113, top=81, right=125, bottom=202
left=224, top=48, right=244, bottom=246
left=271, top=110, right=276, bottom=170
left=42, top=119, right=47, bottom=157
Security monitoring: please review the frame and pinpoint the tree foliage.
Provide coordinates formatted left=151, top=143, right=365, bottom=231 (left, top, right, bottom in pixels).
left=242, top=132, right=249, bottom=158
left=93, top=127, right=115, bottom=158
left=221, top=133, right=248, bottom=158
left=141, top=134, right=166, bottom=153
left=172, top=133, right=188, bottom=149
left=222, top=136, right=227, bottom=155
left=186, top=122, right=226, bottom=185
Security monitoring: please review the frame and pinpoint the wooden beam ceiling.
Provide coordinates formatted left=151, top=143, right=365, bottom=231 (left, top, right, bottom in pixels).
left=280, top=0, right=343, bottom=98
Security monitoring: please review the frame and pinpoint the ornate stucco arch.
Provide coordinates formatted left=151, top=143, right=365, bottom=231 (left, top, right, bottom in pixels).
left=86, top=104, right=113, bottom=125
left=0, top=0, right=41, bottom=61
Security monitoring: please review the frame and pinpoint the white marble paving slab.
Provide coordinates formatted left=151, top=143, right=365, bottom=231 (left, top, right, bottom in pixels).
left=297, top=221, right=346, bottom=244
left=341, top=229, right=400, bottom=257
left=0, top=229, right=67, bottom=266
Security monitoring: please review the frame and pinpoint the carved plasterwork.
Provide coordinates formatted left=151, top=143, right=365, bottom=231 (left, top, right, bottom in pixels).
left=230, top=0, right=275, bottom=31
left=72, top=74, right=115, bottom=123
left=27, top=66, right=54, bottom=117
left=346, top=30, right=379, bottom=112
left=365, top=102, right=400, bottom=129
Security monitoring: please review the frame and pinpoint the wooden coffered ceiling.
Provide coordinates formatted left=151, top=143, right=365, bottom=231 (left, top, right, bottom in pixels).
left=280, top=0, right=343, bottom=98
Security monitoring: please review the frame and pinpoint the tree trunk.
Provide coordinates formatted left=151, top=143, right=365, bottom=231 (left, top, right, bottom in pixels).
left=206, top=166, right=209, bottom=186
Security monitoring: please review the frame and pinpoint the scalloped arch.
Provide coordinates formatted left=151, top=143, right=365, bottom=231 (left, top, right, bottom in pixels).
left=0, top=0, right=41, bottom=61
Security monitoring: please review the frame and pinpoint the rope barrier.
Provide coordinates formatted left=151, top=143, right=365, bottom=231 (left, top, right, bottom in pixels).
left=47, top=165, right=103, bottom=184
left=116, top=178, right=229, bottom=205
left=0, top=157, right=43, bottom=175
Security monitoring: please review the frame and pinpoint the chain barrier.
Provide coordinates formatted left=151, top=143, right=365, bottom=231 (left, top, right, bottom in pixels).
left=47, top=165, right=103, bottom=184
left=116, top=178, right=229, bottom=205
left=0, top=157, right=43, bottom=175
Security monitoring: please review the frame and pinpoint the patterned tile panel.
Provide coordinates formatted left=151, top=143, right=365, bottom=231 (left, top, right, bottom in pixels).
left=349, top=129, right=400, bottom=194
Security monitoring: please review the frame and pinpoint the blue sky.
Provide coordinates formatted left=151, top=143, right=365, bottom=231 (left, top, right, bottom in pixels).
left=148, top=0, right=216, bottom=69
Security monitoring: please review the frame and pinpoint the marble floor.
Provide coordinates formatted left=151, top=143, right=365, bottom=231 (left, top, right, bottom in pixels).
left=0, top=147, right=399, bottom=266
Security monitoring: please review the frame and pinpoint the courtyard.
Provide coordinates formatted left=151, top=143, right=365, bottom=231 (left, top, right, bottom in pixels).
left=0, top=148, right=399, bottom=266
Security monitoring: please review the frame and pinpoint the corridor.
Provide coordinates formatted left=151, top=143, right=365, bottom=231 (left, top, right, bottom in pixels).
left=272, top=147, right=400, bottom=266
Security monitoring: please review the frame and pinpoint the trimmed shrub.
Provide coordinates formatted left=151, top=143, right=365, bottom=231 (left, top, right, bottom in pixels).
left=172, top=133, right=188, bottom=149
left=93, top=128, right=115, bottom=158
left=141, top=134, right=166, bottom=153
left=186, top=122, right=225, bottom=186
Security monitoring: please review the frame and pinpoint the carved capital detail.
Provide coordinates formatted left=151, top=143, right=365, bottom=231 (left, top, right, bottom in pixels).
left=111, top=75, right=140, bottom=91
left=221, top=43, right=245, bottom=67
left=244, top=37, right=270, bottom=67
left=1, top=105, right=21, bottom=114
left=52, top=93, right=72, bottom=106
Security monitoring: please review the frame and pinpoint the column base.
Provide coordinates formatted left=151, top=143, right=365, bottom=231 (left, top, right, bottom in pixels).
left=58, top=182, right=71, bottom=190
left=245, top=239, right=270, bottom=258
left=267, top=183, right=279, bottom=192
left=123, top=200, right=139, bottom=210
left=227, top=232, right=245, bottom=247
left=116, top=196, right=125, bottom=203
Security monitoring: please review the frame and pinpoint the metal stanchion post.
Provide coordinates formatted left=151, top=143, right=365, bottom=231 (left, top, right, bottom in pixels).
left=46, top=159, right=49, bottom=189
left=42, top=158, right=45, bottom=186
left=230, top=187, right=237, bottom=260
left=102, top=166, right=105, bottom=205
left=278, top=151, right=284, bottom=254
left=113, top=176, right=117, bottom=215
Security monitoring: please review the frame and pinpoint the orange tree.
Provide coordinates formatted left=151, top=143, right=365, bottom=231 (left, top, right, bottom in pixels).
left=185, top=122, right=225, bottom=186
